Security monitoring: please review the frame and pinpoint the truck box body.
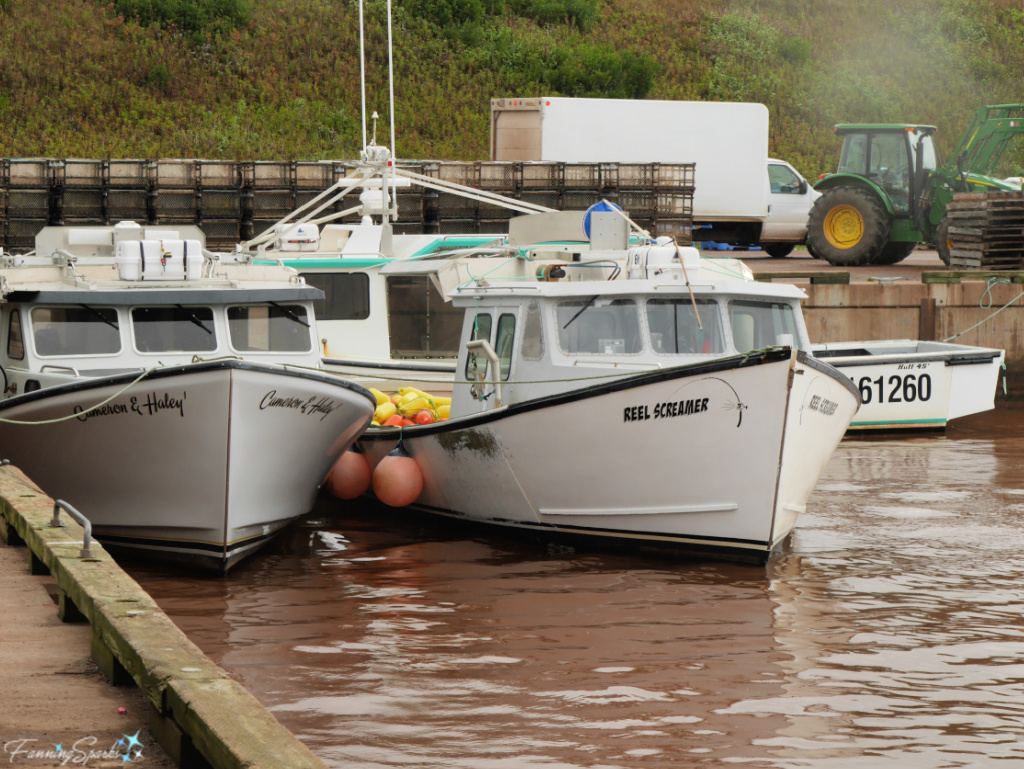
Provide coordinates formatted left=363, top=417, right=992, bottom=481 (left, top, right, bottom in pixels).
left=490, top=97, right=770, bottom=225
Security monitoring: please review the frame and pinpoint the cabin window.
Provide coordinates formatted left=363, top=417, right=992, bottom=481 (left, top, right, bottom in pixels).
left=729, top=300, right=799, bottom=352
left=131, top=307, right=217, bottom=353
left=521, top=300, right=545, bottom=361
left=299, top=273, right=370, bottom=320
left=7, top=310, right=23, bottom=361
left=646, top=298, right=725, bottom=355
left=31, top=306, right=121, bottom=357
left=386, top=276, right=462, bottom=359
left=555, top=298, right=642, bottom=355
left=227, top=304, right=312, bottom=353
left=465, top=313, right=492, bottom=381
left=496, top=314, right=516, bottom=381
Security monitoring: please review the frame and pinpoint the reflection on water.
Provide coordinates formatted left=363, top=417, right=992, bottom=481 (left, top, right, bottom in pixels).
left=129, top=410, right=1024, bottom=768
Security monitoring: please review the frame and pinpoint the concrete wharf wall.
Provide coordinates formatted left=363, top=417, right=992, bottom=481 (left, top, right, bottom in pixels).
left=0, top=158, right=695, bottom=251
left=799, top=278, right=1024, bottom=375
left=0, top=465, right=328, bottom=769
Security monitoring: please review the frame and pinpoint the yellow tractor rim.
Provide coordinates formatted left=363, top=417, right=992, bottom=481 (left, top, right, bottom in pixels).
left=823, top=205, right=864, bottom=250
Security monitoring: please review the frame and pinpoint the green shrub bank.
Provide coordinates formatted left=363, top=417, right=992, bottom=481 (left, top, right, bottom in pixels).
left=2, top=0, right=1024, bottom=179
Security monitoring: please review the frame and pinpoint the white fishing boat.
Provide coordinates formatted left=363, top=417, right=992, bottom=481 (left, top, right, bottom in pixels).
left=811, top=340, right=1004, bottom=430
left=0, top=222, right=376, bottom=572
left=342, top=211, right=859, bottom=564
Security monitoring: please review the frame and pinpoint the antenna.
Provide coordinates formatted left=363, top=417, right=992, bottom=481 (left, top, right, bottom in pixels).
left=359, top=0, right=367, bottom=150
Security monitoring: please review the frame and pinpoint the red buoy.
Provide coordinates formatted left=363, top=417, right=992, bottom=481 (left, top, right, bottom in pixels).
left=324, top=446, right=372, bottom=500
left=372, top=445, right=424, bottom=507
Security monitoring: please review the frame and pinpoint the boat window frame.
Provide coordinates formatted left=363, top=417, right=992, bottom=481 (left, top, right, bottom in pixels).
left=554, top=297, right=644, bottom=357
left=30, top=305, right=123, bottom=358
left=495, top=313, right=516, bottom=381
left=386, top=274, right=464, bottom=360
left=7, top=309, right=23, bottom=361
left=645, top=297, right=726, bottom=356
left=130, top=305, right=219, bottom=355
left=299, top=272, right=371, bottom=321
left=521, top=300, right=545, bottom=361
left=225, top=303, right=314, bottom=354
left=728, top=299, right=801, bottom=352
left=465, top=313, right=493, bottom=381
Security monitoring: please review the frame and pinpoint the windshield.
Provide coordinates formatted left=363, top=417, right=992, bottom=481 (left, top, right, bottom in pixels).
left=646, top=298, right=725, bottom=355
left=729, top=300, right=800, bottom=352
left=132, top=306, right=217, bottom=353
left=32, top=306, right=122, bottom=357
left=556, top=298, right=642, bottom=355
left=839, top=132, right=912, bottom=212
left=227, top=304, right=312, bottom=353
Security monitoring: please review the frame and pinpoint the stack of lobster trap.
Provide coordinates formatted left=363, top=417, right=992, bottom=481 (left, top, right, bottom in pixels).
left=0, top=158, right=695, bottom=252
left=947, top=191, right=1024, bottom=270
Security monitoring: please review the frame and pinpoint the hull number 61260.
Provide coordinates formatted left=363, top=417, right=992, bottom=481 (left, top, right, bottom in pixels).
left=857, top=374, right=932, bottom=404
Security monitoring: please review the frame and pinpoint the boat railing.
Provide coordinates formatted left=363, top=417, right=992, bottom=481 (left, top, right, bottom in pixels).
left=39, top=364, right=80, bottom=377
left=466, top=339, right=503, bottom=407
left=48, top=499, right=94, bottom=558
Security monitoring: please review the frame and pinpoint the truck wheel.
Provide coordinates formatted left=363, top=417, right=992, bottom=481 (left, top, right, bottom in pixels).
left=935, top=217, right=952, bottom=267
left=761, top=243, right=795, bottom=258
left=807, top=187, right=890, bottom=266
left=871, top=241, right=916, bottom=265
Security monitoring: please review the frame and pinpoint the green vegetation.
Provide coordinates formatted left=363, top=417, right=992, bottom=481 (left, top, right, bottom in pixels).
left=2, top=0, right=1024, bottom=178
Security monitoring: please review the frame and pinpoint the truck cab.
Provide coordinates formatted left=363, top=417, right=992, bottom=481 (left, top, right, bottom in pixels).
left=759, top=159, right=821, bottom=256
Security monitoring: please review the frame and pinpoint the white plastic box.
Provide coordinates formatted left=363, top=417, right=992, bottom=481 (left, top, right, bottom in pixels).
left=115, top=239, right=203, bottom=281
left=275, top=223, right=320, bottom=252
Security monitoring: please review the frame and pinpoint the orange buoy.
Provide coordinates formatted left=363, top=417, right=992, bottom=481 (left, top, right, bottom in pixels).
left=372, top=445, right=424, bottom=507
left=324, top=446, right=372, bottom=500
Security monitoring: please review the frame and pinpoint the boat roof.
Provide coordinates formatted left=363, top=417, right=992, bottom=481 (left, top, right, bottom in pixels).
left=450, top=275, right=806, bottom=305
left=0, top=257, right=323, bottom=306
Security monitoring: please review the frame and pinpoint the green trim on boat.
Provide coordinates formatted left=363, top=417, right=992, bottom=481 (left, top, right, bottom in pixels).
left=850, top=418, right=947, bottom=426
left=255, top=258, right=390, bottom=269
left=409, top=237, right=505, bottom=258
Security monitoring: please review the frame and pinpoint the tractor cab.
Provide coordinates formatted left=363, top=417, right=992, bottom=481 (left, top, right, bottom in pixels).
left=833, top=124, right=938, bottom=216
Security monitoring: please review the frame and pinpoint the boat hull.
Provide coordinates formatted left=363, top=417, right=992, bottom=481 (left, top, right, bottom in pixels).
left=812, top=341, right=1004, bottom=430
left=0, top=360, right=375, bottom=572
left=357, top=350, right=857, bottom=564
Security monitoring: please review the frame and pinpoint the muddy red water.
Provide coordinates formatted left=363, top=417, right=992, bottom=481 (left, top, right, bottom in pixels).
left=127, top=408, right=1024, bottom=768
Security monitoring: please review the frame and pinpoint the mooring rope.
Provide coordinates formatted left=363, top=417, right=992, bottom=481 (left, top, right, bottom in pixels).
left=945, top=277, right=1024, bottom=342
left=0, top=366, right=160, bottom=426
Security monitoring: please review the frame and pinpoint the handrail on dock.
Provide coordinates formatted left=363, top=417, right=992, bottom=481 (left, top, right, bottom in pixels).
left=48, top=499, right=93, bottom=558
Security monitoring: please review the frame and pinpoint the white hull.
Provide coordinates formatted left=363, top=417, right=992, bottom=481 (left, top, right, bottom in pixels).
left=812, top=340, right=1004, bottom=430
left=357, top=350, right=857, bottom=563
left=0, top=360, right=375, bottom=572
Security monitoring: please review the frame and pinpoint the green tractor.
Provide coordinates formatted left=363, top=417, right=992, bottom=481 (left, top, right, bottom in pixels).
left=807, top=104, right=1024, bottom=266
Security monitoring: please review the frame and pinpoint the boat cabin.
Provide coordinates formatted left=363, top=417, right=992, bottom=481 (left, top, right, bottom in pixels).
left=0, top=224, right=325, bottom=396
left=446, top=245, right=811, bottom=418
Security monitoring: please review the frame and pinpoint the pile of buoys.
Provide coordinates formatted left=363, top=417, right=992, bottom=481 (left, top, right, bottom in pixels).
left=324, top=443, right=424, bottom=507
left=370, top=387, right=451, bottom=428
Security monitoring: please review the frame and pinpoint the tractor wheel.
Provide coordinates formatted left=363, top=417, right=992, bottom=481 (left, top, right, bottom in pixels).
left=806, top=187, right=890, bottom=266
left=871, top=241, right=917, bottom=265
left=935, top=217, right=952, bottom=267
left=761, top=243, right=795, bottom=258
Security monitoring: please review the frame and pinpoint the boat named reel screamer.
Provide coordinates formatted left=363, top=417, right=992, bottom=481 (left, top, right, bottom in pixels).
left=351, top=211, right=860, bottom=564
left=0, top=222, right=376, bottom=573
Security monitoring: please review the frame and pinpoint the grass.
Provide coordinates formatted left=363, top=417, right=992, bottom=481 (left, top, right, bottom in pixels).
left=3, top=0, right=1024, bottom=179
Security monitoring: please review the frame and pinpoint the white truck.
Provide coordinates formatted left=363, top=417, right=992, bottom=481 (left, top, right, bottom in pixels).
left=490, top=97, right=819, bottom=257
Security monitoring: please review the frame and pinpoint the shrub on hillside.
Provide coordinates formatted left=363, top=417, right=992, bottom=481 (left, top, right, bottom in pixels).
left=509, top=0, right=599, bottom=32
left=114, top=0, right=250, bottom=41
